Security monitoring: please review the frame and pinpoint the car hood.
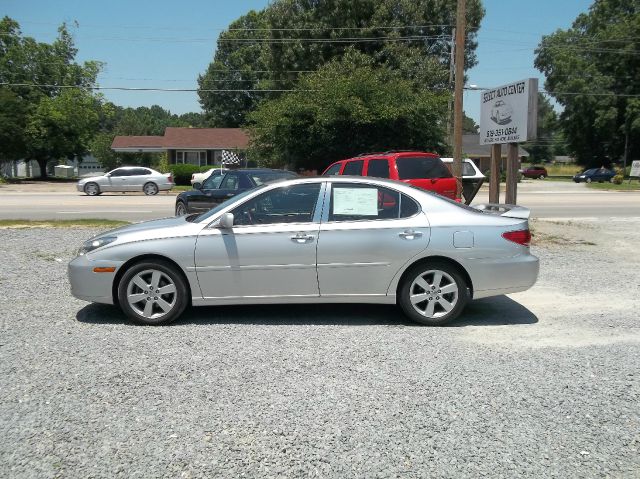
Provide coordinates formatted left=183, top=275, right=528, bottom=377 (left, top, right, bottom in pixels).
left=91, top=216, right=201, bottom=243
left=78, top=175, right=106, bottom=183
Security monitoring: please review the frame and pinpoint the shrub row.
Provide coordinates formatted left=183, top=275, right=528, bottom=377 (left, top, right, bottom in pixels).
left=166, top=164, right=213, bottom=186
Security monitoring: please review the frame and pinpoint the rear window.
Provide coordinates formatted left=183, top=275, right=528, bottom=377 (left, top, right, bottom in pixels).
left=396, top=157, right=452, bottom=179
left=250, top=171, right=296, bottom=185
left=323, top=163, right=342, bottom=176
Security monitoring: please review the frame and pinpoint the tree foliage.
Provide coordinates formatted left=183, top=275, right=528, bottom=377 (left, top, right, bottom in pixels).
left=522, top=93, right=560, bottom=162
left=199, top=0, right=484, bottom=127
left=534, top=0, right=639, bottom=167
left=247, top=52, right=449, bottom=170
left=0, top=16, right=102, bottom=177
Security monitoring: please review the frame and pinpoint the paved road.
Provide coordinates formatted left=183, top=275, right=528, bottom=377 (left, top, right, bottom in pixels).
left=0, top=180, right=638, bottom=222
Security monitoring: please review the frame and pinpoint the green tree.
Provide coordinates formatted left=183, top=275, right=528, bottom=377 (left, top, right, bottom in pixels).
left=522, top=93, right=559, bottom=162
left=199, top=0, right=484, bottom=127
left=0, top=17, right=103, bottom=177
left=247, top=52, right=448, bottom=170
left=534, top=0, right=639, bottom=167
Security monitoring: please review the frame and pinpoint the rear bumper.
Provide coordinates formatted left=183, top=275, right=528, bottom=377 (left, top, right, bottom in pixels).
left=469, top=253, right=539, bottom=299
left=68, top=255, right=125, bottom=305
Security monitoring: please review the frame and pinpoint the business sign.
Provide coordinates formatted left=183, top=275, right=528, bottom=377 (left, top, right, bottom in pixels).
left=479, top=78, right=538, bottom=145
left=630, top=160, right=640, bottom=178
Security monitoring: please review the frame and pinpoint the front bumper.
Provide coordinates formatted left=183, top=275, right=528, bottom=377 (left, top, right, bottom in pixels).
left=68, top=254, right=125, bottom=304
left=76, top=183, right=85, bottom=192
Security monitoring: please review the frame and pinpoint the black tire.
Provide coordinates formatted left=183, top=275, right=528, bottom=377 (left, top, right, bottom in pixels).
left=586, top=178, right=592, bottom=183
left=117, top=260, right=189, bottom=325
left=143, top=182, right=159, bottom=195
left=175, top=201, right=187, bottom=216
left=539, top=174, right=546, bottom=180
left=398, top=260, right=470, bottom=326
left=84, top=182, right=101, bottom=196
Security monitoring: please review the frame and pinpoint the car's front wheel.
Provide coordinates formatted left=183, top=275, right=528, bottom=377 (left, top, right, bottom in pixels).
left=398, top=261, right=470, bottom=326
left=175, top=201, right=187, bottom=216
left=539, top=174, right=546, bottom=179
left=586, top=178, right=592, bottom=183
left=117, top=260, right=189, bottom=325
left=84, top=182, right=101, bottom=196
left=143, top=182, right=159, bottom=195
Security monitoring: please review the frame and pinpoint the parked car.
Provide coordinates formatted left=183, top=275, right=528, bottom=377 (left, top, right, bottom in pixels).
left=440, top=158, right=486, bottom=204
left=191, top=168, right=226, bottom=186
left=77, top=167, right=174, bottom=196
left=69, top=176, right=539, bottom=326
left=521, top=165, right=548, bottom=179
left=322, top=151, right=457, bottom=199
left=573, top=168, right=616, bottom=183
left=175, top=168, right=297, bottom=215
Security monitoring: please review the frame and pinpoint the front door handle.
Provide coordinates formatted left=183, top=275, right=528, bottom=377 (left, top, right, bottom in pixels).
left=399, top=229, right=423, bottom=240
left=290, top=233, right=315, bottom=243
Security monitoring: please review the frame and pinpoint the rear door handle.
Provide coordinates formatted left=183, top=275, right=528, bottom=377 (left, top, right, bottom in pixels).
left=290, top=233, right=315, bottom=243
left=399, top=230, right=423, bottom=240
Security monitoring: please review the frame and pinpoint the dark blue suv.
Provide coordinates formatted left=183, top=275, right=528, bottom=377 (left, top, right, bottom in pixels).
left=573, top=168, right=616, bottom=183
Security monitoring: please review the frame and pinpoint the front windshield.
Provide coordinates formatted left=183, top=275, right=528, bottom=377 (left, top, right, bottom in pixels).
left=192, top=185, right=269, bottom=223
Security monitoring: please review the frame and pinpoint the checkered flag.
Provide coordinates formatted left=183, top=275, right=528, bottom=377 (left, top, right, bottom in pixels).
left=221, top=149, right=241, bottom=166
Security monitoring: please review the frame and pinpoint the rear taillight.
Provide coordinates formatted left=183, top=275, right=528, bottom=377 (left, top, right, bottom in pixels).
left=168, top=173, right=173, bottom=183
left=502, top=229, right=531, bottom=247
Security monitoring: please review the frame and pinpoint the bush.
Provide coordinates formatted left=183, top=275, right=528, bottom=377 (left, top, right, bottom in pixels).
left=167, top=164, right=213, bottom=185
left=612, top=174, right=624, bottom=185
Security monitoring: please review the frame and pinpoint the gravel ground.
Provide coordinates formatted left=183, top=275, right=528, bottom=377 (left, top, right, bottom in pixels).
left=0, top=223, right=638, bottom=478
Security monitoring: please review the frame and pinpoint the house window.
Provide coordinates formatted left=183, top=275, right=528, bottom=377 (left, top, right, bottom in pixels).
left=176, top=151, right=206, bottom=166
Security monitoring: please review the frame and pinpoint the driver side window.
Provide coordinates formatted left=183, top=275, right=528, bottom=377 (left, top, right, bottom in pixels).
left=203, top=172, right=224, bottom=189
left=231, top=183, right=321, bottom=226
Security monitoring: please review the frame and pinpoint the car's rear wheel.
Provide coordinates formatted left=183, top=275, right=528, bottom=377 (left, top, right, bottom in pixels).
left=143, top=182, right=159, bottom=195
left=399, top=261, right=469, bottom=326
left=84, top=182, right=101, bottom=196
left=539, top=174, right=546, bottom=179
left=175, top=201, right=187, bottom=216
left=117, top=260, right=188, bottom=325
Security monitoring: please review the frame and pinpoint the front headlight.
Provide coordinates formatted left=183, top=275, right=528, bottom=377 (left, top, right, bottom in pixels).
left=580, top=175, right=586, bottom=178
left=77, top=236, right=117, bottom=256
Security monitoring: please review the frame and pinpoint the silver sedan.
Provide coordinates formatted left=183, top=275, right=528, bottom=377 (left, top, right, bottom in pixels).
left=68, top=177, right=539, bottom=326
left=77, top=166, right=174, bottom=196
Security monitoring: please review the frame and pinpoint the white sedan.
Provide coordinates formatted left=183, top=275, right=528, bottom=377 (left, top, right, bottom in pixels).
left=77, top=167, right=174, bottom=196
left=191, top=168, right=227, bottom=185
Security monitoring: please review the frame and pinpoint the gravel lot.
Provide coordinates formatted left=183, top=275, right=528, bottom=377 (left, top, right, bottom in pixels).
left=1, top=221, right=638, bottom=478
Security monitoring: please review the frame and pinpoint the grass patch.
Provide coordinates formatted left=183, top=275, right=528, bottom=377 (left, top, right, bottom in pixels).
left=0, top=219, right=130, bottom=229
left=586, top=181, right=640, bottom=191
left=173, top=185, right=193, bottom=192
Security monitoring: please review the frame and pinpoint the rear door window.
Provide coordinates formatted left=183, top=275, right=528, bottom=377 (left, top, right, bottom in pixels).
left=396, top=157, right=452, bottom=179
left=366, top=159, right=390, bottom=178
left=342, top=160, right=364, bottom=176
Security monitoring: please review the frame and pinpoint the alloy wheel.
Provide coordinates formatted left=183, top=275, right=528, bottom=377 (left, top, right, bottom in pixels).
left=84, top=183, right=99, bottom=196
left=126, top=269, right=177, bottom=320
left=176, top=202, right=186, bottom=216
left=144, top=183, right=159, bottom=195
left=408, top=269, right=459, bottom=319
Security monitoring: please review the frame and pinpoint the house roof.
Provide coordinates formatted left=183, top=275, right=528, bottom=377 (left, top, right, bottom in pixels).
left=111, top=135, right=165, bottom=151
left=111, top=128, right=250, bottom=152
left=463, top=134, right=530, bottom=158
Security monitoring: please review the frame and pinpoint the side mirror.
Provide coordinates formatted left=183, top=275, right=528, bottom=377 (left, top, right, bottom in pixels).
left=193, top=182, right=202, bottom=190
left=217, top=212, right=234, bottom=229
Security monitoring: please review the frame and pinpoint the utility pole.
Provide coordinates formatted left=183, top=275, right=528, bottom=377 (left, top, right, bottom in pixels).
left=446, top=28, right=456, bottom=146
left=452, top=0, right=466, bottom=201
